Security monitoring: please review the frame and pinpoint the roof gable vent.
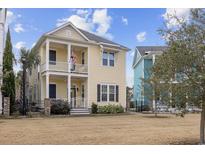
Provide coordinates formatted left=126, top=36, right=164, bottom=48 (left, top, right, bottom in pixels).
left=66, top=30, right=72, bottom=37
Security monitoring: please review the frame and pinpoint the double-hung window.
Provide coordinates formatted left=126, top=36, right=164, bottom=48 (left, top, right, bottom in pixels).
left=101, top=85, right=108, bottom=101
left=97, top=84, right=119, bottom=102
left=109, top=53, right=114, bottom=66
left=109, top=85, right=115, bottom=101
left=102, top=51, right=115, bottom=66
left=102, top=52, right=108, bottom=66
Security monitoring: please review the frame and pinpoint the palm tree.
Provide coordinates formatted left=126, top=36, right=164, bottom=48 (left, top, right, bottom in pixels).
left=19, top=47, right=40, bottom=115
left=19, top=48, right=40, bottom=71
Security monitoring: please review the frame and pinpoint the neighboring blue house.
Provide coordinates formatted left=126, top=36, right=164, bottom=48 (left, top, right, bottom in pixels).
left=132, top=46, right=166, bottom=111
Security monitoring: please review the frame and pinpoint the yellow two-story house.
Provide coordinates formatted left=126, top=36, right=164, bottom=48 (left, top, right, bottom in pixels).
left=30, top=22, right=129, bottom=113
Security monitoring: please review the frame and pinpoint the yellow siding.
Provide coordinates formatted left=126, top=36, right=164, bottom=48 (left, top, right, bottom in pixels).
left=51, top=25, right=86, bottom=42
left=88, top=45, right=126, bottom=108
left=41, top=45, right=46, bottom=64
left=50, top=77, right=67, bottom=99
left=31, top=24, right=127, bottom=109
left=50, top=44, right=67, bottom=62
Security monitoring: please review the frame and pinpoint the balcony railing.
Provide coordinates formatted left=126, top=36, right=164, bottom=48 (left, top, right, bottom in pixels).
left=49, top=61, right=68, bottom=72
left=40, top=61, right=88, bottom=74
left=70, top=63, right=88, bottom=74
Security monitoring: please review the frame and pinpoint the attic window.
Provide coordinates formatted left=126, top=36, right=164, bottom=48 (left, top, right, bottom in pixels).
left=67, top=30, right=72, bottom=37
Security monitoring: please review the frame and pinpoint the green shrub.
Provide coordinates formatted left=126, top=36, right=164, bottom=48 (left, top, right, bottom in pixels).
left=115, top=105, right=124, bottom=113
left=51, top=100, right=70, bottom=115
left=98, top=104, right=124, bottom=114
left=91, top=103, right=98, bottom=114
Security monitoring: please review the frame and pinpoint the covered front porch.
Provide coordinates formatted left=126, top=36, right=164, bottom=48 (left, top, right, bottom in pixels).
left=41, top=73, right=88, bottom=109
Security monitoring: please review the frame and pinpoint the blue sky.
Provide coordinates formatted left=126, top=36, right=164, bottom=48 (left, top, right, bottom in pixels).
left=7, top=8, right=173, bottom=87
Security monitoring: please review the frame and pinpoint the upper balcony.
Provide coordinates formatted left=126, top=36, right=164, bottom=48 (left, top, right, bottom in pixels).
left=41, top=61, right=88, bottom=74
left=40, top=40, right=88, bottom=74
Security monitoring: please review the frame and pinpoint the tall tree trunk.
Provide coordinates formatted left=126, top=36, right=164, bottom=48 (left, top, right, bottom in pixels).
left=200, top=103, right=205, bottom=144
left=155, top=99, right=157, bottom=117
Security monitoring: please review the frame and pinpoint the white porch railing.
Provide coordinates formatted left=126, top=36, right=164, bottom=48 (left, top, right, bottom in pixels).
left=49, top=61, right=68, bottom=72
left=70, top=63, right=88, bottom=74
left=71, top=97, right=87, bottom=108
left=40, top=61, right=88, bottom=74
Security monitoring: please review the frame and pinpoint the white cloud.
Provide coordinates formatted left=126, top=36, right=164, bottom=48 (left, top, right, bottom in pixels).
left=6, top=11, right=21, bottom=25
left=56, top=9, right=113, bottom=40
left=76, top=9, right=89, bottom=16
left=6, top=11, right=15, bottom=25
left=122, top=16, right=128, bottom=25
left=57, top=15, right=94, bottom=32
left=14, top=24, right=25, bottom=33
left=5, top=10, right=22, bottom=32
left=136, top=32, right=146, bottom=42
left=92, top=9, right=113, bottom=39
left=162, top=8, right=191, bottom=28
left=14, top=41, right=26, bottom=50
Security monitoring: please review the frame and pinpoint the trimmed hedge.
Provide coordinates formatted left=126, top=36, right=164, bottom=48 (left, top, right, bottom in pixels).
left=51, top=100, right=70, bottom=115
left=98, top=104, right=124, bottom=114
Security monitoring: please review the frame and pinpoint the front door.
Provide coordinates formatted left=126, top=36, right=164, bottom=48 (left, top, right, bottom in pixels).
left=49, top=84, right=56, bottom=99
left=71, top=87, right=76, bottom=108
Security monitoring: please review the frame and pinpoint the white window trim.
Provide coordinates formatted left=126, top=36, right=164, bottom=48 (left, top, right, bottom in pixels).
left=100, top=83, right=117, bottom=102
left=102, top=51, right=115, bottom=67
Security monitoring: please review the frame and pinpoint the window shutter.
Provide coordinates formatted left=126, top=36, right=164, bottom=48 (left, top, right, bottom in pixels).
left=116, top=85, right=119, bottom=102
left=97, top=84, right=101, bottom=102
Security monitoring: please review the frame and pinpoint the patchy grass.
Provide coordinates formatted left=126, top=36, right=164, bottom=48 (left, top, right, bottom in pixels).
left=0, top=113, right=200, bottom=144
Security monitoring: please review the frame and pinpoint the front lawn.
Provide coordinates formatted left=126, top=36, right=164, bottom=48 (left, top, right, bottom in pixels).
left=0, top=113, right=200, bottom=144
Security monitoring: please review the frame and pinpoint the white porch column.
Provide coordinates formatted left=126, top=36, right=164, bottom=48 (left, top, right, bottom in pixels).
left=46, top=40, right=49, bottom=71
left=46, top=73, right=49, bottom=98
left=87, top=47, right=90, bottom=108
left=40, top=75, right=44, bottom=108
left=152, top=54, right=156, bottom=110
left=67, top=44, right=71, bottom=72
left=67, top=75, right=71, bottom=103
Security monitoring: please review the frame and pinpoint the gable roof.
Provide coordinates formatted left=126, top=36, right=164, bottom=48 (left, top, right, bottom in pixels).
left=37, top=21, right=129, bottom=51
left=46, top=22, right=89, bottom=41
left=137, top=46, right=167, bottom=56
left=132, top=46, right=167, bottom=68
left=77, top=28, right=128, bottom=49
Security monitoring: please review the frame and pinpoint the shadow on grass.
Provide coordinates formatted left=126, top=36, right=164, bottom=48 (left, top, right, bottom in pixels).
left=142, top=115, right=171, bottom=119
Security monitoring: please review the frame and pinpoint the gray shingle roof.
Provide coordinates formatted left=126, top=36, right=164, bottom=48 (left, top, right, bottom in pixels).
left=132, top=46, right=167, bottom=67
left=137, top=46, right=167, bottom=56
left=77, top=28, right=129, bottom=49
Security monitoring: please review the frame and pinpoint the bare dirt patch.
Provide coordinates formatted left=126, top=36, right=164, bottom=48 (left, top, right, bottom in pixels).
left=0, top=113, right=200, bottom=145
